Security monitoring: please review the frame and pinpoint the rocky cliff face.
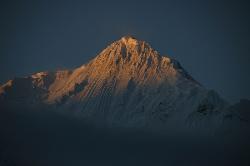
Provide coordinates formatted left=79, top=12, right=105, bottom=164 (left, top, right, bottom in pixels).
left=0, top=36, right=228, bottom=128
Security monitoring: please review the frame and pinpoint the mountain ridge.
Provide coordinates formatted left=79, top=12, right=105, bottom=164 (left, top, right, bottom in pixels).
left=0, top=36, right=233, bottom=129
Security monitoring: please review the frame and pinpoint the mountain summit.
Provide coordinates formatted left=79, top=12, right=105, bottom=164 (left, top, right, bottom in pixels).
left=0, top=36, right=227, bottom=128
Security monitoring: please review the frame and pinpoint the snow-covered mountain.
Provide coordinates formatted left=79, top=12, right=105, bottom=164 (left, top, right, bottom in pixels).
left=1, top=36, right=247, bottom=130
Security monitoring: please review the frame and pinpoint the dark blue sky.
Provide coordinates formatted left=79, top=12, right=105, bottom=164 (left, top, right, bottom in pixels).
left=1, top=0, right=250, bottom=103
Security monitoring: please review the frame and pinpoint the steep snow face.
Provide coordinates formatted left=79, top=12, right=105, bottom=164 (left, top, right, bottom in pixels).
left=0, top=36, right=227, bottom=128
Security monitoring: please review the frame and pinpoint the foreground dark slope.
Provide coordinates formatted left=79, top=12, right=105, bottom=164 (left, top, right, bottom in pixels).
left=0, top=107, right=250, bottom=166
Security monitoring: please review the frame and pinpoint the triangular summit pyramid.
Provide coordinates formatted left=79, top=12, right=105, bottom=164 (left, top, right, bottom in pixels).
left=0, top=36, right=226, bottom=128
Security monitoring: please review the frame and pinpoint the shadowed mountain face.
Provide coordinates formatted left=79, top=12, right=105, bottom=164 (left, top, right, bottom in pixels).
left=0, top=36, right=228, bottom=129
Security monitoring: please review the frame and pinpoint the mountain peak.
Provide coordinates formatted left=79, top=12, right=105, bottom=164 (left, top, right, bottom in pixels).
left=120, top=35, right=137, bottom=40
left=120, top=35, right=139, bottom=47
left=121, top=35, right=137, bottom=40
left=0, top=36, right=228, bottom=129
left=95, top=36, right=160, bottom=67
